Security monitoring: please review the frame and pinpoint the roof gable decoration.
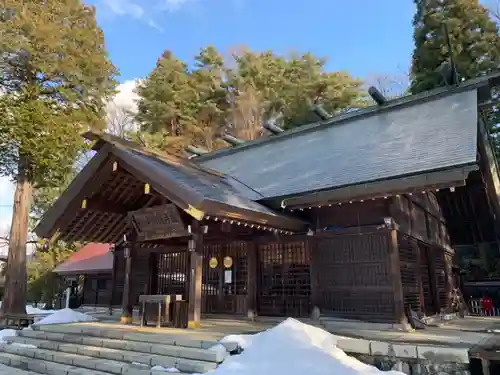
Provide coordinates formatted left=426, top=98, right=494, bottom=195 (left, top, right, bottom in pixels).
left=34, top=133, right=308, bottom=242
left=109, top=144, right=306, bottom=232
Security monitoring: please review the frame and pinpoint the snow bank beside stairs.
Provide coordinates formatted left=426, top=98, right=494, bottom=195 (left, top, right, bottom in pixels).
left=217, top=318, right=405, bottom=375
left=34, top=308, right=97, bottom=325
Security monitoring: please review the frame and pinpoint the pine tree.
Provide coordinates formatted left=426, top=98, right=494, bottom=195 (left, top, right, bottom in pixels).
left=27, top=242, right=78, bottom=308
left=411, top=0, right=500, bottom=94
left=189, top=46, right=228, bottom=150
left=135, top=46, right=364, bottom=155
left=229, top=49, right=364, bottom=129
left=135, top=50, right=197, bottom=155
left=0, top=1, right=117, bottom=315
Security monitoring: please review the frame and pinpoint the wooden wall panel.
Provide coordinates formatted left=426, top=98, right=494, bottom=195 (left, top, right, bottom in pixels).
left=82, top=274, right=113, bottom=306
left=314, top=231, right=397, bottom=322
left=312, top=200, right=390, bottom=229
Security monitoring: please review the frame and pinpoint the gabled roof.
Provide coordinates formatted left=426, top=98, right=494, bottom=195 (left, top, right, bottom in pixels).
left=54, top=243, right=112, bottom=275
left=199, top=89, right=479, bottom=200
left=107, top=141, right=304, bottom=229
left=196, top=72, right=500, bottom=204
left=34, top=134, right=306, bottom=241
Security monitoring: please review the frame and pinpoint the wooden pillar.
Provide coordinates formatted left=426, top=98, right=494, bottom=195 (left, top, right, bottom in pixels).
left=411, top=239, right=425, bottom=313
left=148, top=252, right=158, bottom=295
left=427, top=246, right=440, bottom=314
left=109, top=249, right=118, bottom=315
left=310, top=237, right=320, bottom=317
left=187, top=220, right=203, bottom=329
left=389, top=228, right=408, bottom=327
left=120, top=243, right=134, bottom=324
left=246, top=242, right=257, bottom=320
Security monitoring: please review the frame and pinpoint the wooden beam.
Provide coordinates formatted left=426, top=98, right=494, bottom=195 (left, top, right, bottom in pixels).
left=246, top=241, right=257, bottom=320
left=283, top=166, right=475, bottom=209
left=389, top=229, right=409, bottom=327
left=109, top=249, right=117, bottom=316
left=187, top=220, right=203, bottom=329
left=148, top=252, right=158, bottom=295
left=120, top=239, right=134, bottom=324
left=80, top=197, right=131, bottom=215
left=34, top=145, right=114, bottom=239
left=427, top=246, right=441, bottom=314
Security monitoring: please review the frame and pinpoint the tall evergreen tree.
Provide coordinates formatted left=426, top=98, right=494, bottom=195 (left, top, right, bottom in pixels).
left=189, top=46, right=228, bottom=150
left=411, top=0, right=500, bottom=94
left=0, top=1, right=117, bottom=315
left=229, top=50, right=364, bottom=129
left=135, top=46, right=364, bottom=155
left=135, top=50, right=197, bottom=155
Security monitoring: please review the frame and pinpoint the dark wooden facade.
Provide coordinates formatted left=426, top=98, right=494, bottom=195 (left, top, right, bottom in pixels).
left=88, top=191, right=454, bottom=324
left=81, top=274, right=116, bottom=307
left=36, top=74, right=500, bottom=326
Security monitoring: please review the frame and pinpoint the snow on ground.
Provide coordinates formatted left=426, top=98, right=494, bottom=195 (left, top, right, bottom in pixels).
left=34, top=308, right=96, bottom=325
left=220, top=334, right=254, bottom=351
left=216, top=318, right=405, bottom=375
left=151, top=365, right=180, bottom=373
left=26, top=306, right=57, bottom=315
left=0, top=302, right=56, bottom=316
left=0, top=329, right=16, bottom=343
left=209, top=344, right=229, bottom=361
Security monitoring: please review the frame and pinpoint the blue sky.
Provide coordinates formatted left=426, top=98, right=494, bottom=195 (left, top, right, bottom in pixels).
left=90, top=0, right=416, bottom=82
left=0, top=0, right=417, bottom=237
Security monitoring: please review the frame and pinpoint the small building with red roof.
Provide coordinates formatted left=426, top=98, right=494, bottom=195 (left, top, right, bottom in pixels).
left=55, top=243, right=119, bottom=307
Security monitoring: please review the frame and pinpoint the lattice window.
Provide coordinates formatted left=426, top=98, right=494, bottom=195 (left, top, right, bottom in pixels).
left=157, top=251, right=187, bottom=295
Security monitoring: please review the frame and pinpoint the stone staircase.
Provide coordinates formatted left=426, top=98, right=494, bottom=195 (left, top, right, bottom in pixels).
left=0, top=324, right=229, bottom=375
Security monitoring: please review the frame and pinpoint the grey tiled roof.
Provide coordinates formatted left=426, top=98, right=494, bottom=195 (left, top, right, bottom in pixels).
left=114, top=147, right=291, bottom=220
left=199, top=89, right=479, bottom=199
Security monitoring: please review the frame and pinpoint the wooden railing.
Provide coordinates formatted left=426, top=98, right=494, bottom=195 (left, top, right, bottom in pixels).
left=469, top=299, right=500, bottom=316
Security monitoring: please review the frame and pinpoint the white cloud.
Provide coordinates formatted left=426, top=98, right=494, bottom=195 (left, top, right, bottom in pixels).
left=109, top=80, right=140, bottom=112
left=106, top=79, right=140, bottom=135
left=101, top=0, right=145, bottom=18
left=99, top=0, right=200, bottom=30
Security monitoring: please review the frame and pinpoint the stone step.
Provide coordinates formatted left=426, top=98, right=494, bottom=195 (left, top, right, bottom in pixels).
left=7, top=336, right=218, bottom=373
left=0, top=350, right=114, bottom=375
left=19, top=329, right=224, bottom=363
left=0, top=343, right=196, bottom=375
left=34, top=324, right=218, bottom=349
left=0, top=363, right=42, bottom=375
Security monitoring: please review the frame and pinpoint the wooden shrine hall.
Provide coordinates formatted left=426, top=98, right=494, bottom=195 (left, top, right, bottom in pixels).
left=35, top=73, right=500, bottom=328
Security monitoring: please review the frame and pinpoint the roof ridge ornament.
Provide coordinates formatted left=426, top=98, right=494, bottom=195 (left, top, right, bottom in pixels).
left=185, top=145, right=208, bottom=156
left=263, top=120, right=284, bottom=134
left=312, top=104, right=332, bottom=120
left=368, top=86, right=387, bottom=105
left=221, top=133, right=245, bottom=146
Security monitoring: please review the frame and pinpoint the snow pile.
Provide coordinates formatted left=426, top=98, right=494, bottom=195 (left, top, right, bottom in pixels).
left=216, top=318, right=405, bottom=375
left=209, top=344, right=229, bottom=361
left=220, top=334, right=254, bottom=350
left=26, top=306, right=57, bottom=315
left=0, top=302, right=57, bottom=316
left=0, top=329, right=16, bottom=343
left=151, top=365, right=180, bottom=372
left=34, top=308, right=96, bottom=325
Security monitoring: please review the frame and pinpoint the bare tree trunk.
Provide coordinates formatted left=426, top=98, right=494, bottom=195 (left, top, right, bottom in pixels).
left=1, top=161, right=32, bottom=316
